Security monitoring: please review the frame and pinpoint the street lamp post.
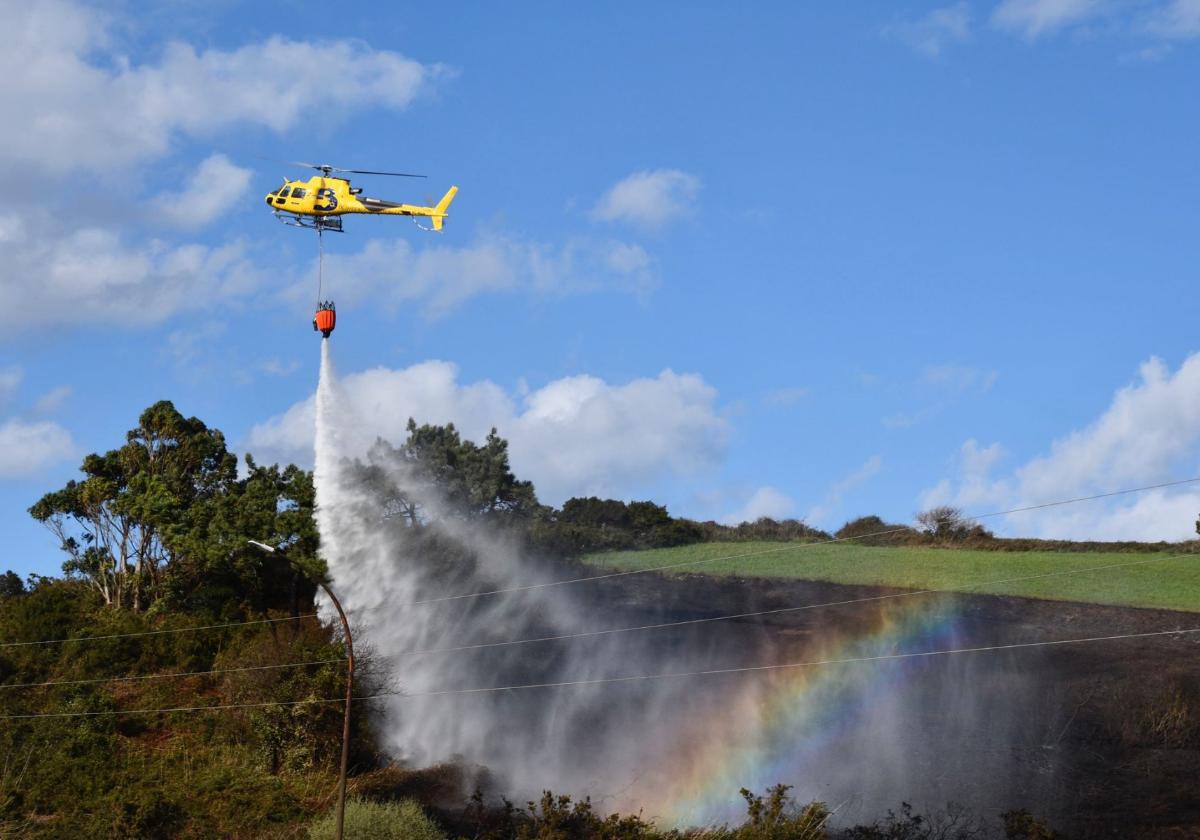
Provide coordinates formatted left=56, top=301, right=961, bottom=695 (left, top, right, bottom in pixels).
left=249, top=540, right=354, bottom=840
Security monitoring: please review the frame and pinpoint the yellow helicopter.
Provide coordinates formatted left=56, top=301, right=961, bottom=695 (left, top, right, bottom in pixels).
left=265, top=162, right=458, bottom=233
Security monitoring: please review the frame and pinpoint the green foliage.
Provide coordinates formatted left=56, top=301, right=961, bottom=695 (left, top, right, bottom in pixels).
left=0, top=571, right=24, bottom=599
left=28, top=401, right=318, bottom=615
left=730, top=785, right=828, bottom=840
left=109, top=796, right=187, bottom=840
left=307, top=798, right=446, bottom=840
left=515, top=791, right=658, bottom=839
left=360, top=419, right=539, bottom=525
left=533, top=497, right=708, bottom=556
left=835, top=517, right=916, bottom=546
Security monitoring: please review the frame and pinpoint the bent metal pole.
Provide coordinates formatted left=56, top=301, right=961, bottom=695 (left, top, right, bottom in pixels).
left=318, top=579, right=355, bottom=840
left=247, top=541, right=353, bottom=840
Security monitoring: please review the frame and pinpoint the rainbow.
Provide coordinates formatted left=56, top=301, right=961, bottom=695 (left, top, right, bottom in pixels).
left=638, top=596, right=965, bottom=827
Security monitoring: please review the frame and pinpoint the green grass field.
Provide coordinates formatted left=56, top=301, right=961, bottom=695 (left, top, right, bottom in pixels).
left=583, top=542, right=1200, bottom=613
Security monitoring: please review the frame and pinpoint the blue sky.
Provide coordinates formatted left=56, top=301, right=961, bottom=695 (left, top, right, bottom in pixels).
left=4, top=0, right=1200, bottom=578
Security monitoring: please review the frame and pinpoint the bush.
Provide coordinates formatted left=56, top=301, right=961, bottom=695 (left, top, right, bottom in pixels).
left=835, top=516, right=916, bottom=546
left=307, top=798, right=446, bottom=840
left=731, top=785, right=829, bottom=840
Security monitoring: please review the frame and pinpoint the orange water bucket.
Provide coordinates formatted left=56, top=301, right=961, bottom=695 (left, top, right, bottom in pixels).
left=313, top=304, right=336, bottom=337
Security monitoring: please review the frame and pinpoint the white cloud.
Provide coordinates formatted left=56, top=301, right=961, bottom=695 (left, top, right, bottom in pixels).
left=0, top=216, right=263, bottom=329
left=0, top=419, right=73, bottom=478
left=248, top=361, right=729, bottom=504
left=721, top=487, right=796, bottom=526
left=806, top=455, right=884, bottom=527
left=153, top=154, right=254, bottom=228
left=1146, top=0, right=1200, bottom=38
left=991, top=0, right=1106, bottom=38
left=299, top=234, right=655, bottom=318
left=591, top=170, right=701, bottom=229
left=922, top=353, right=1200, bottom=540
left=0, top=1, right=443, bottom=174
left=884, top=3, right=972, bottom=56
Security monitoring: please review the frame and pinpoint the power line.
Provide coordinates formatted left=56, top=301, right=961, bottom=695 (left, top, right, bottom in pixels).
left=402, top=626, right=1200, bottom=697
left=0, top=612, right=319, bottom=651
left=3, top=625, right=1196, bottom=719
left=392, top=476, right=1200, bottom=608
left=0, top=695, right=358, bottom=721
left=382, top=551, right=1196, bottom=658
left=0, top=657, right=345, bottom=691
left=3, top=477, right=1197, bottom=651
left=3, top=553, right=1190, bottom=692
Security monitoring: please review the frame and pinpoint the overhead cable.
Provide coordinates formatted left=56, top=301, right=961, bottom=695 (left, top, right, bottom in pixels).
left=0, top=612, right=320, bottom=651
left=383, top=551, right=1196, bottom=658
left=393, top=476, right=1200, bottom=608
left=3, top=625, right=1196, bottom=719
left=0, top=657, right=345, bottom=691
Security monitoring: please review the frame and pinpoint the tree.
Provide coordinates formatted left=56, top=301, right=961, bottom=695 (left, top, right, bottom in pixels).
left=914, top=506, right=990, bottom=541
left=28, top=401, right=316, bottom=614
left=0, top=570, right=24, bottom=599
left=358, top=419, right=539, bottom=526
left=836, top=515, right=916, bottom=546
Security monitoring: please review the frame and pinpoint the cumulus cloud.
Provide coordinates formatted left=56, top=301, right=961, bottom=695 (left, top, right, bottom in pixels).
left=248, top=361, right=729, bottom=504
left=921, top=353, right=1200, bottom=540
left=299, top=234, right=656, bottom=318
left=806, top=455, right=884, bottom=527
left=0, top=216, right=262, bottom=329
left=0, top=418, right=74, bottom=478
left=1, top=1, right=442, bottom=174
left=591, top=170, right=701, bottom=229
left=991, top=0, right=1106, bottom=38
left=884, top=3, right=972, bottom=56
left=720, top=487, right=795, bottom=526
left=153, top=154, right=254, bottom=228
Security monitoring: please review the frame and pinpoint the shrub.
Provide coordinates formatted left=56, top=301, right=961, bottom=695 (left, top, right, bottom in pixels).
left=1000, top=810, right=1064, bottom=840
left=835, top=516, right=916, bottom=546
left=307, top=798, right=446, bottom=840
left=733, top=785, right=829, bottom=840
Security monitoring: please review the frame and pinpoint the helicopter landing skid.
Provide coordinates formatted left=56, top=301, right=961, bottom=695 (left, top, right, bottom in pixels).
left=273, top=211, right=344, bottom=233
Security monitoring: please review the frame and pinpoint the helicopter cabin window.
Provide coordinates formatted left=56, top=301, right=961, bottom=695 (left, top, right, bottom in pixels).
left=291, top=188, right=307, bottom=199
left=277, top=187, right=291, bottom=198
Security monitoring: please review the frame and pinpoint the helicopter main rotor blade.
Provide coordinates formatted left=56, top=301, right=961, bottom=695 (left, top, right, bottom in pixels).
left=264, top=158, right=429, bottom=178
left=336, top=168, right=427, bottom=178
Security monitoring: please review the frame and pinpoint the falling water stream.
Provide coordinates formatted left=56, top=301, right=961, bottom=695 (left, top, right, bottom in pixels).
left=312, top=339, right=1064, bottom=828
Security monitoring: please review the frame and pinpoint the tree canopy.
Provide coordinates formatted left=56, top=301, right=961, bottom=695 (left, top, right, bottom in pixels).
left=29, top=401, right=317, bottom=614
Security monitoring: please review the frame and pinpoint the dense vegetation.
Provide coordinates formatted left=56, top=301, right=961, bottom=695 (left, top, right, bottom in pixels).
left=0, top=401, right=1124, bottom=837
